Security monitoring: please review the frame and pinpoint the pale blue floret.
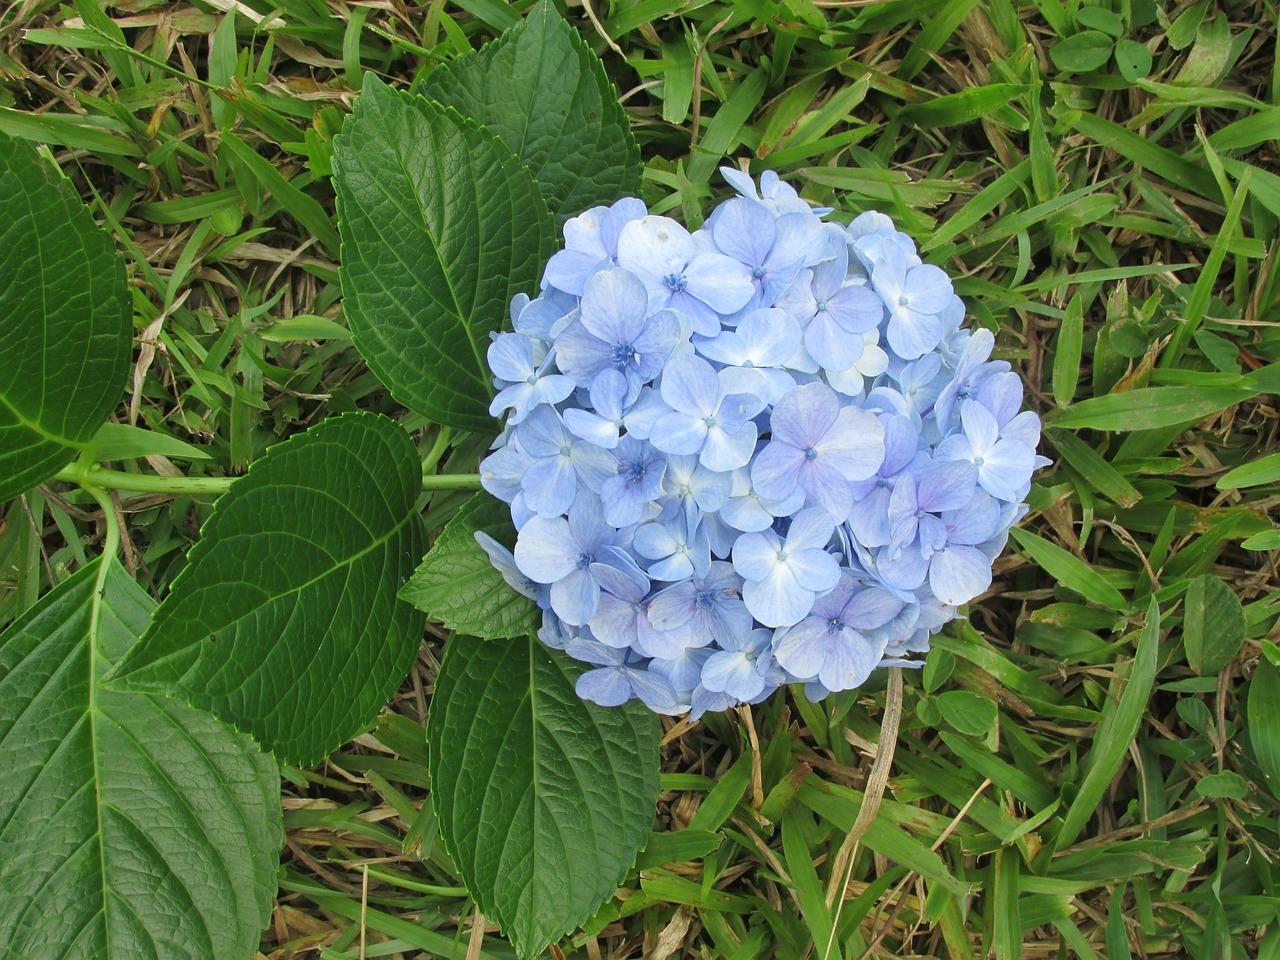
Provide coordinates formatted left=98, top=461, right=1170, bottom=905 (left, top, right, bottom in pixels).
left=543, top=197, right=647, bottom=296
left=486, top=332, right=574, bottom=424
left=646, top=561, right=751, bottom=647
left=772, top=573, right=904, bottom=692
left=651, top=353, right=766, bottom=472
left=568, top=639, right=682, bottom=712
left=775, top=236, right=884, bottom=372
left=872, top=241, right=953, bottom=361
left=732, top=507, right=841, bottom=628
left=751, top=381, right=885, bottom=523
left=513, top=494, right=645, bottom=626
left=513, top=405, right=616, bottom=518
left=616, top=215, right=755, bottom=336
left=694, top=308, right=800, bottom=406
left=709, top=197, right=826, bottom=311
left=933, top=399, right=1037, bottom=502
left=555, top=268, right=682, bottom=394
left=599, top=436, right=666, bottom=527
left=634, top=508, right=711, bottom=582
left=700, top=627, right=777, bottom=701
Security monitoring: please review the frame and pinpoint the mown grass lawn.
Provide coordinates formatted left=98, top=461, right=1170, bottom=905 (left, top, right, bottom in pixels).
left=2, top=1, right=1279, bottom=957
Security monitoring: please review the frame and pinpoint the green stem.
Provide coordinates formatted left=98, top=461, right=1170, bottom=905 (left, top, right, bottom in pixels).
left=421, top=426, right=454, bottom=475
left=56, top=464, right=235, bottom=495
left=420, top=472, right=483, bottom=491
left=54, top=463, right=484, bottom=496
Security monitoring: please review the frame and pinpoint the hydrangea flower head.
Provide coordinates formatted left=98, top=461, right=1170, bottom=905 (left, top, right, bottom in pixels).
left=479, top=168, right=1046, bottom=714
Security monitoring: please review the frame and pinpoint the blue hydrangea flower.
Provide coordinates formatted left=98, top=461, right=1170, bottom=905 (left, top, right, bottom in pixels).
left=476, top=167, right=1047, bottom=716
left=616, top=216, right=754, bottom=336
left=872, top=242, right=953, bottom=361
left=733, top=507, right=841, bottom=627
left=772, top=573, right=904, bottom=692
left=651, top=353, right=765, bottom=471
left=751, top=382, right=885, bottom=522
left=556, top=268, right=682, bottom=394
left=544, top=197, right=647, bottom=295
left=700, top=627, right=778, bottom=701
left=514, top=495, right=645, bottom=626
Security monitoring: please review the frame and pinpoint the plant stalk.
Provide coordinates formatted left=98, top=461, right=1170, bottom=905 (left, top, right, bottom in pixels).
left=54, top=464, right=484, bottom=496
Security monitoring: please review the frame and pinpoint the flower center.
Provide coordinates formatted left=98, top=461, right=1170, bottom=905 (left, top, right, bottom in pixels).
left=622, top=458, right=647, bottom=483
left=828, top=617, right=846, bottom=634
left=974, top=456, right=985, bottom=467
left=703, top=415, right=717, bottom=427
left=610, top=342, right=637, bottom=367
left=559, top=445, right=571, bottom=457
left=694, top=589, right=718, bottom=611
left=576, top=552, right=594, bottom=570
left=776, top=549, right=788, bottom=562
left=805, top=447, right=818, bottom=460
left=752, top=265, right=766, bottom=279
left=816, top=300, right=828, bottom=311
left=898, top=294, right=910, bottom=306
left=663, top=272, right=689, bottom=293
left=526, top=373, right=538, bottom=384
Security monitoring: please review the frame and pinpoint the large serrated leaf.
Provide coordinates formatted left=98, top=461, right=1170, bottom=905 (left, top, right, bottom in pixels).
left=0, top=559, right=281, bottom=960
left=334, top=75, right=555, bottom=432
left=0, top=132, right=130, bottom=502
left=106, top=412, right=426, bottom=766
left=428, top=636, right=660, bottom=957
left=400, top=491, right=538, bottom=639
left=421, top=0, right=642, bottom=223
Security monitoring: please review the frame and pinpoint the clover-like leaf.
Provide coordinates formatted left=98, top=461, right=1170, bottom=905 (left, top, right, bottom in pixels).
left=421, top=0, right=641, bottom=223
left=334, top=75, right=555, bottom=432
left=428, top=636, right=660, bottom=957
left=107, top=412, right=426, bottom=766
left=0, top=559, right=281, bottom=960
left=0, top=132, right=131, bottom=502
left=1184, top=574, right=1246, bottom=675
left=401, top=492, right=538, bottom=640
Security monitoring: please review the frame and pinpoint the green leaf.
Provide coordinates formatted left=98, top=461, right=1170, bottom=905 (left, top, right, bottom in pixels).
left=900, top=84, right=1029, bottom=127
left=334, top=75, right=555, bottom=433
left=1052, top=293, right=1084, bottom=407
left=1194, top=771, right=1248, bottom=800
left=1008, top=527, right=1129, bottom=612
left=0, top=132, right=131, bottom=502
left=1218, top=452, right=1280, bottom=489
left=400, top=491, right=537, bottom=640
left=1050, top=31, right=1115, bottom=73
left=107, top=412, right=426, bottom=766
left=1183, top=575, right=1246, bottom=675
left=936, top=690, right=997, bottom=737
left=1247, top=659, right=1280, bottom=800
left=1055, top=598, right=1160, bottom=850
left=428, top=635, right=660, bottom=957
left=89, top=422, right=214, bottom=462
left=1114, top=39, right=1154, bottom=82
left=1051, top=385, right=1260, bottom=431
left=0, top=559, right=281, bottom=959
left=1075, top=7, right=1124, bottom=36
left=421, top=0, right=641, bottom=223
left=1242, top=530, right=1280, bottom=551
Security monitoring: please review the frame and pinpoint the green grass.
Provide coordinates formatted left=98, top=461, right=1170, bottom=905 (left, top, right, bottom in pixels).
left=3, top=0, right=1280, bottom=957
